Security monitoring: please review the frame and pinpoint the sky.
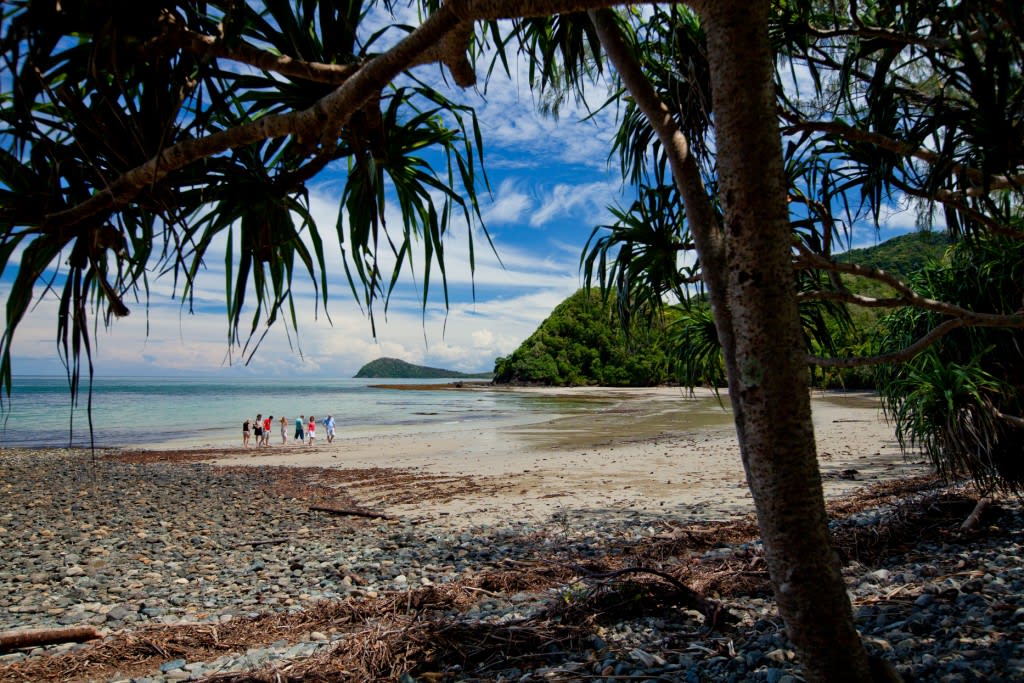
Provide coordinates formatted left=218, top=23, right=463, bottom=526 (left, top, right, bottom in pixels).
left=2, top=9, right=922, bottom=381
left=5, top=27, right=632, bottom=379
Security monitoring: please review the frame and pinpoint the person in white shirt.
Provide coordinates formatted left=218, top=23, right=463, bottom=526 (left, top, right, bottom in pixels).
left=322, top=414, right=336, bottom=443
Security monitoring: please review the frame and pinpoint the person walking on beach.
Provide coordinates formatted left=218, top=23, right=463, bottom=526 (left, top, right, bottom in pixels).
left=253, top=414, right=263, bottom=447
left=279, top=415, right=288, bottom=445
left=263, top=415, right=273, bottom=446
left=242, top=418, right=251, bottom=448
left=294, top=415, right=305, bottom=444
left=322, top=414, right=335, bottom=443
left=307, top=416, right=316, bottom=446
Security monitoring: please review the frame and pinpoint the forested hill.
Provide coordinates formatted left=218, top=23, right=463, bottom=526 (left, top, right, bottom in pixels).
left=837, top=231, right=950, bottom=277
left=492, top=289, right=671, bottom=386
left=491, top=232, right=953, bottom=388
left=354, top=358, right=492, bottom=379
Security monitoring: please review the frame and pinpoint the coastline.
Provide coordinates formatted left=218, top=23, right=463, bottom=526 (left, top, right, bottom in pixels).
left=7, top=388, right=1018, bottom=683
left=123, top=387, right=926, bottom=527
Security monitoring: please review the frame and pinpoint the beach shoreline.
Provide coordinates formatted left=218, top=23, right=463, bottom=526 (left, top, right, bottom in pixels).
left=7, top=389, right=1018, bottom=683
left=119, top=387, right=927, bottom=527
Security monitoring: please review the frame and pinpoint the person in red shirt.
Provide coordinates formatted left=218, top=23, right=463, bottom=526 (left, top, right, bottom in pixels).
left=307, top=416, right=316, bottom=446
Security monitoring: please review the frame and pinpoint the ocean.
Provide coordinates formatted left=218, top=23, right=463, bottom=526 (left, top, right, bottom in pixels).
left=0, top=376, right=590, bottom=449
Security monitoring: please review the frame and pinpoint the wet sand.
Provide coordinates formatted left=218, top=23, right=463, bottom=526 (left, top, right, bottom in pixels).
left=130, top=387, right=929, bottom=527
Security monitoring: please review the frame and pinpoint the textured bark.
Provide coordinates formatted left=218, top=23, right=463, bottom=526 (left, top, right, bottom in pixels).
left=699, top=2, right=877, bottom=681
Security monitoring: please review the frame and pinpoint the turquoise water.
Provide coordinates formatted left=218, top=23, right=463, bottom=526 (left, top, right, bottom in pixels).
left=0, top=376, right=576, bottom=449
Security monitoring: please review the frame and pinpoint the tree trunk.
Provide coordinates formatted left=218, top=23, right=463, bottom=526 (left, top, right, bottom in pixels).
left=698, top=2, right=878, bottom=681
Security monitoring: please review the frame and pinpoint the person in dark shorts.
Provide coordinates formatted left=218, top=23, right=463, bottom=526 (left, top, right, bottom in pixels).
left=253, top=414, right=263, bottom=447
left=294, top=415, right=305, bottom=444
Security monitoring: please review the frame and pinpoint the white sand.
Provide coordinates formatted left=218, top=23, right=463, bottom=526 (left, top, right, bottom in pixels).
left=161, top=387, right=928, bottom=527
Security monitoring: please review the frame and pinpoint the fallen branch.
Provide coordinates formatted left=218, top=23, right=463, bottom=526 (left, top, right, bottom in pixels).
left=309, top=504, right=395, bottom=520
left=231, top=537, right=296, bottom=549
left=562, top=564, right=739, bottom=630
left=0, top=625, right=101, bottom=653
left=960, top=497, right=991, bottom=531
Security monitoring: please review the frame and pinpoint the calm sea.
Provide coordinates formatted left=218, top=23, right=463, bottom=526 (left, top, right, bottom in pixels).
left=0, top=376, right=582, bottom=449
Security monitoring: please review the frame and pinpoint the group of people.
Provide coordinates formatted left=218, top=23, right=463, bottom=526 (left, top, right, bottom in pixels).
left=242, top=414, right=335, bottom=448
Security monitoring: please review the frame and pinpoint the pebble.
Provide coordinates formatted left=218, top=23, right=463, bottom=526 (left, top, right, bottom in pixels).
left=1, top=448, right=1022, bottom=682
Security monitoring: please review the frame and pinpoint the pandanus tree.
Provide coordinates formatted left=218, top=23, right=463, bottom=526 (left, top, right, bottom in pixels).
left=3, top=1, right=1024, bottom=681
left=578, top=0, right=1024, bottom=678
left=876, top=236, right=1024, bottom=511
left=584, top=3, right=1024, bottom=484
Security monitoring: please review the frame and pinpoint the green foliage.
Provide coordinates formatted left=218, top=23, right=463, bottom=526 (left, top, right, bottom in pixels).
left=492, top=289, right=671, bottom=386
left=665, top=303, right=724, bottom=388
left=0, top=0, right=488, bottom=408
left=581, top=184, right=694, bottom=319
left=837, top=232, right=951, bottom=279
left=354, top=357, right=491, bottom=379
left=815, top=233, right=951, bottom=389
left=876, top=237, right=1024, bottom=493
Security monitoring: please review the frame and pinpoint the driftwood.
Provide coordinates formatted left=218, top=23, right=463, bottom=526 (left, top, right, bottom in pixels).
left=960, top=497, right=991, bottom=530
left=232, top=537, right=295, bottom=549
left=555, top=563, right=739, bottom=630
left=0, top=625, right=101, bottom=652
left=309, top=504, right=394, bottom=520
left=588, top=566, right=738, bottom=629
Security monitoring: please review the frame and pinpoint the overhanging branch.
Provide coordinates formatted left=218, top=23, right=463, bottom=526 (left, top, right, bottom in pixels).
left=798, top=290, right=908, bottom=309
left=781, top=117, right=1024, bottom=195
left=795, top=244, right=1024, bottom=326
left=151, top=17, right=358, bottom=85
left=808, top=318, right=968, bottom=368
left=39, top=0, right=664, bottom=237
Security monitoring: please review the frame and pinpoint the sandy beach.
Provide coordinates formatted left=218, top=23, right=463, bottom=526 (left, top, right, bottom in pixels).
left=154, top=387, right=928, bottom=527
left=6, top=388, right=1022, bottom=683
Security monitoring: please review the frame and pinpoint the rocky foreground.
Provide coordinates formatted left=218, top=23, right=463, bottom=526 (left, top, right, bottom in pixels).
left=0, top=448, right=1022, bottom=682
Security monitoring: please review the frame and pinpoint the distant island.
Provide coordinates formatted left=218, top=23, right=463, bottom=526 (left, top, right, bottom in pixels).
left=354, top=357, right=493, bottom=379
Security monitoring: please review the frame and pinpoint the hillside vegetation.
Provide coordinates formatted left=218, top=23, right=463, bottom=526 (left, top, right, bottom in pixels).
left=494, top=233, right=949, bottom=387
left=492, top=289, right=674, bottom=386
left=354, top=358, right=492, bottom=379
left=837, top=231, right=950, bottom=277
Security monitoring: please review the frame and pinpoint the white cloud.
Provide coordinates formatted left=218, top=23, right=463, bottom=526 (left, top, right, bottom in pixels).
left=481, top=179, right=533, bottom=225
left=528, top=180, right=622, bottom=228
left=4, top=219, right=582, bottom=379
left=471, top=328, right=495, bottom=347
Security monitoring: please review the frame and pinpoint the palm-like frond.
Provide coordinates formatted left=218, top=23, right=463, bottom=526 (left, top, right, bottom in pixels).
left=877, top=236, right=1024, bottom=493
left=581, top=183, right=694, bottom=328
left=666, top=304, right=725, bottom=388
left=0, top=1, right=490, bottom=418
left=883, top=352, right=1009, bottom=490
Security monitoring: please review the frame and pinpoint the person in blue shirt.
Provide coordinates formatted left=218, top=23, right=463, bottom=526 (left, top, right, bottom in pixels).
left=322, top=414, right=336, bottom=443
left=294, top=415, right=305, bottom=445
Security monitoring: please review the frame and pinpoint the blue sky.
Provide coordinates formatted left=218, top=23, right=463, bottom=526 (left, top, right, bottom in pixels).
left=6, top=50, right=634, bottom=379
left=2, top=12, right=923, bottom=380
